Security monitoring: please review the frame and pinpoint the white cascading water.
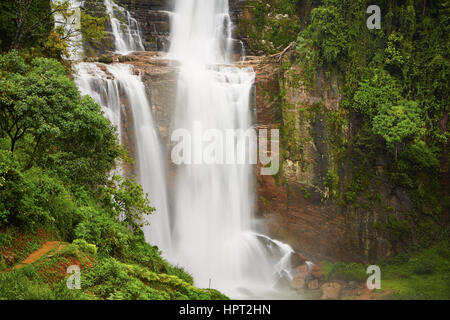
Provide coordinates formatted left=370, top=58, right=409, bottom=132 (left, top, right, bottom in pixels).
left=104, top=0, right=145, bottom=54
left=73, top=63, right=172, bottom=256
left=167, top=0, right=294, bottom=298
left=105, top=64, right=172, bottom=254
left=74, top=63, right=122, bottom=135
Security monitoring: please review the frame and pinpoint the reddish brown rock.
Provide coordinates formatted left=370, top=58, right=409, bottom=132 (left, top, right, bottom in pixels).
left=290, top=252, right=307, bottom=268
left=292, top=264, right=309, bottom=279
left=311, top=262, right=324, bottom=279
left=250, top=53, right=399, bottom=264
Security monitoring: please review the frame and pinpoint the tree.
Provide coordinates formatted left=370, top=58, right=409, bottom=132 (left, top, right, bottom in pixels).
left=102, top=175, right=155, bottom=231
left=0, top=51, right=28, bottom=152
left=304, top=5, right=348, bottom=64
left=1, top=0, right=95, bottom=57
left=9, top=0, right=71, bottom=50
left=372, top=100, right=422, bottom=159
left=0, top=52, right=77, bottom=153
left=353, top=69, right=401, bottom=117
left=0, top=52, right=120, bottom=185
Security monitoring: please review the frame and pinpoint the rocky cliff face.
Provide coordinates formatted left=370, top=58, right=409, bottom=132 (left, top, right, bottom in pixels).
left=114, top=0, right=247, bottom=52
left=248, top=54, right=407, bottom=264
left=123, top=51, right=407, bottom=264
left=116, top=0, right=171, bottom=51
left=222, top=0, right=415, bottom=264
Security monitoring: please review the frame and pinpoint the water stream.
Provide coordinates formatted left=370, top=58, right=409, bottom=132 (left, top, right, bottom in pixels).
left=104, top=0, right=145, bottom=54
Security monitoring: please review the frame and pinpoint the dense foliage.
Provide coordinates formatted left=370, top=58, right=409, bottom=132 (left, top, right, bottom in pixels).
left=0, top=51, right=225, bottom=299
left=299, top=0, right=449, bottom=245
left=243, top=0, right=449, bottom=247
left=241, top=0, right=449, bottom=298
left=0, top=0, right=229, bottom=300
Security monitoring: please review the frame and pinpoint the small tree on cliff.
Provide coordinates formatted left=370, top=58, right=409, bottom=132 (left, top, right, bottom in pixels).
left=372, top=100, right=422, bottom=160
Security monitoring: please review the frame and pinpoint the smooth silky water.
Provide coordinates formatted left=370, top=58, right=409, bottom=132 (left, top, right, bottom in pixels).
left=165, top=0, right=300, bottom=299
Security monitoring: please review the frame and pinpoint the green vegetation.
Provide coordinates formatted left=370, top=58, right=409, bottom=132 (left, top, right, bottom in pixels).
left=0, top=51, right=226, bottom=299
left=322, top=261, right=368, bottom=282
left=0, top=0, right=228, bottom=301
left=322, top=240, right=450, bottom=299
left=0, top=239, right=227, bottom=300
left=247, top=0, right=448, bottom=258
left=238, top=0, right=302, bottom=53
left=243, top=0, right=449, bottom=299
left=82, top=0, right=113, bottom=56
left=0, top=0, right=448, bottom=301
left=294, top=0, right=448, bottom=218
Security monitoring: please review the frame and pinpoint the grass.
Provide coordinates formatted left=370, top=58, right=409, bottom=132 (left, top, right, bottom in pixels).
left=379, top=241, right=450, bottom=300
left=0, top=236, right=229, bottom=300
left=322, top=240, right=450, bottom=300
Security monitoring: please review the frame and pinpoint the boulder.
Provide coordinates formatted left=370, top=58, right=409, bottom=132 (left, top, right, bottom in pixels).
left=290, top=276, right=306, bottom=290
left=320, top=282, right=342, bottom=300
left=307, top=279, right=319, bottom=290
left=293, top=264, right=309, bottom=279
left=311, top=261, right=324, bottom=279
left=290, top=252, right=307, bottom=268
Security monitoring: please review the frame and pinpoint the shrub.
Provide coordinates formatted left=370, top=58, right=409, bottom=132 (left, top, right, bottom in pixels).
left=413, top=260, right=435, bottom=275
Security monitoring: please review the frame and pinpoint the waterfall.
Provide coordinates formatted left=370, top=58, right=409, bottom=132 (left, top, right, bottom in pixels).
left=167, top=0, right=294, bottom=298
left=74, top=62, right=172, bottom=256
left=64, top=1, right=171, bottom=255
left=104, top=0, right=145, bottom=54
left=74, top=63, right=122, bottom=140
left=105, top=64, right=172, bottom=255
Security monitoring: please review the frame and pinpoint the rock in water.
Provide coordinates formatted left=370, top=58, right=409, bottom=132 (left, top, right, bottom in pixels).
left=293, top=264, right=309, bottom=279
left=290, top=252, right=307, bottom=268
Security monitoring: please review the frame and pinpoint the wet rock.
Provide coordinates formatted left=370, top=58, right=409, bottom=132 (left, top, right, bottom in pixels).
left=290, top=252, right=307, bottom=268
left=98, top=55, right=114, bottom=64
left=292, top=264, right=309, bottom=279
left=311, top=261, right=324, bottom=279
left=116, top=0, right=171, bottom=51
left=320, top=282, right=342, bottom=300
